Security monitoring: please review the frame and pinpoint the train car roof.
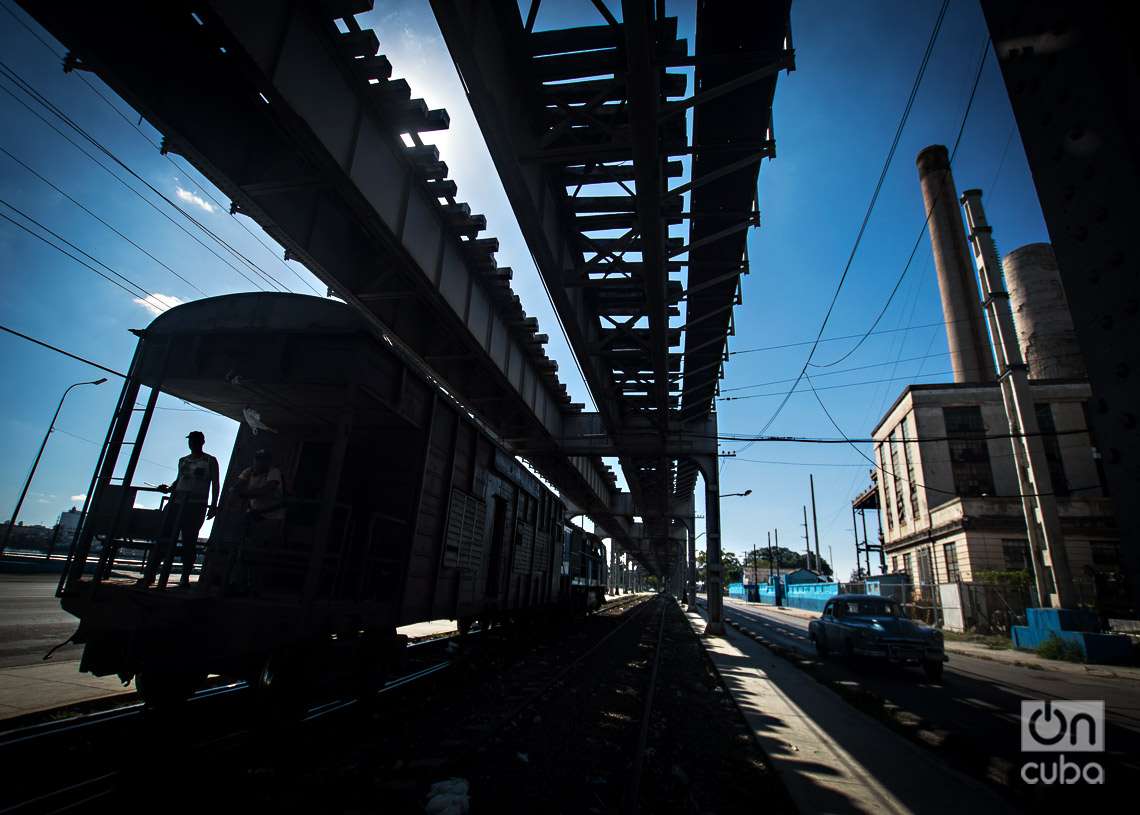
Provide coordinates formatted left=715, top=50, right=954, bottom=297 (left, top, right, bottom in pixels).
left=135, top=293, right=407, bottom=428
left=145, top=292, right=367, bottom=337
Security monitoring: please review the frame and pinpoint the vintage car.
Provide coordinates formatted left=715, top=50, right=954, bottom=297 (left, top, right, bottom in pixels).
left=808, top=594, right=948, bottom=680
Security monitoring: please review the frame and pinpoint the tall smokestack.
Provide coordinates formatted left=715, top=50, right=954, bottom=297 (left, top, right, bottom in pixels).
left=1002, top=243, right=1087, bottom=381
left=916, top=145, right=996, bottom=383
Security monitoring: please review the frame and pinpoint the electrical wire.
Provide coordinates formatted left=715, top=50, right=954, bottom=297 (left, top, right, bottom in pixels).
left=0, top=144, right=209, bottom=297
left=807, top=35, right=992, bottom=371
left=803, top=372, right=1097, bottom=498
left=0, top=58, right=289, bottom=293
left=742, top=0, right=952, bottom=444
left=0, top=0, right=322, bottom=296
left=0, top=66, right=284, bottom=294
left=720, top=350, right=952, bottom=393
left=0, top=202, right=163, bottom=306
left=0, top=324, right=126, bottom=378
left=728, top=317, right=971, bottom=357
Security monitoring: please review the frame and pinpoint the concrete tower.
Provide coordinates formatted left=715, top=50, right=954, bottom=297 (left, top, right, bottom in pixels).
left=915, top=145, right=996, bottom=383
left=1002, top=243, right=1087, bottom=380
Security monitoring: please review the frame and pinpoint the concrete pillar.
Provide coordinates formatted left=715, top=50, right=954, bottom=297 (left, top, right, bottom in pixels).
left=687, top=517, right=697, bottom=608
left=697, top=453, right=724, bottom=635
left=916, top=145, right=996, bottom=383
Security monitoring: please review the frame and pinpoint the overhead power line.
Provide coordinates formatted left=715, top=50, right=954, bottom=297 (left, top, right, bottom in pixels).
left=0, top=201, right=163, bottom=307
left=720, top=350, right=952, bottom=393
left=745, top=0, right=952, bottom=442
left=808, top=35, right=992, bottom=371
left=0, top=3, right=321, bottom=295
left=0, top=65, right=283, bottom=294
left=0, top=144, right=209, bottom=297
left=0, top=323, right=126, bottom=378
left=728, top=317, right=963, bottom=357
left=803, top=372, right=1098, bottom=498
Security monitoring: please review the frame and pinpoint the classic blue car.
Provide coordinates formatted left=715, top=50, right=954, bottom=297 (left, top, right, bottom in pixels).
left=808, top=594, right=948, bottom=680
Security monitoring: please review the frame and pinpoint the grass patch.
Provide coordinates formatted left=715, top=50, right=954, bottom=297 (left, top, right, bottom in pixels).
left=1035, top=633, right=1085, bottom=663
left=943, top=631, right=1013, bottom=650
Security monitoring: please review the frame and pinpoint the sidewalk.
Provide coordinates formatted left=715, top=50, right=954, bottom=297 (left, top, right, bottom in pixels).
left=725, top=598, right=1140, bottom=679
left=0, top=660, right=134, bottom=721
left=685, top=606, right=1014, bottom=814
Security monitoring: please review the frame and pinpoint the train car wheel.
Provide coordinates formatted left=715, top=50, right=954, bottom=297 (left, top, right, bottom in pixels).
left=136, top=669, right=203, bottom=710
left=254, top=653, right=307, bottom=722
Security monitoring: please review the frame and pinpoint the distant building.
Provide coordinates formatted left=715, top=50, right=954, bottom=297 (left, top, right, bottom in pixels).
left=870, top=380, right=1117, bottom=593
left=57, top=507, right=82, bottom=543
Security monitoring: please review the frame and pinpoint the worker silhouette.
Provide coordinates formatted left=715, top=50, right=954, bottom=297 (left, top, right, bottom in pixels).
left=141, top=430, right=220, bottom=588
left=230, top=448, right=285, bottom=594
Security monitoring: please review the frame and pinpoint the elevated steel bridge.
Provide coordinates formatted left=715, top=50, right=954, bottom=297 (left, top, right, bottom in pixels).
left=18, top=0, right=792, bottom=626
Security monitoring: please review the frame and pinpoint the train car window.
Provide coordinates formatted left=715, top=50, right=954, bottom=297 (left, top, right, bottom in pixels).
left=443, top=489, right=486, bottom=571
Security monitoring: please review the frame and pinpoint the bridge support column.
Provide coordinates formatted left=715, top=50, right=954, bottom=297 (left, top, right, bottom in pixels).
left=688, top=514, right=697, bottom=609
left=695, top=453, right=724, bottom=635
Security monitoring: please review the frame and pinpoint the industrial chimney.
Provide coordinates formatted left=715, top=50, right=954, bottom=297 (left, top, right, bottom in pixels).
left=1003, top=243, right=1087, bottom=380
left=915, top=145, right=996, bottom=383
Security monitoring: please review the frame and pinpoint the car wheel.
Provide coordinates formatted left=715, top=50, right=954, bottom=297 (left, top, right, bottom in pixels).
left=922, top=659, right=944, bottom=682
left=813, top=633, right=828, bottom=658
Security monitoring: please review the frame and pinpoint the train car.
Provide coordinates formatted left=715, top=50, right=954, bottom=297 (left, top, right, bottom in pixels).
left=58, top=293, right=585, bottom=705
left=561, top=524, right=607, bottom=612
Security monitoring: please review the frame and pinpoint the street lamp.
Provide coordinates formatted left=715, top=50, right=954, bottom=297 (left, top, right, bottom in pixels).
left=723, top=489, right=753, bottom=498
left=1, top=377, right=107, bottom=554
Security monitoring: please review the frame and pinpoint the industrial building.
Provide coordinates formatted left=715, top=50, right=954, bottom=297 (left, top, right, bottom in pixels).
left=864, top=146, right=1120, bottom=607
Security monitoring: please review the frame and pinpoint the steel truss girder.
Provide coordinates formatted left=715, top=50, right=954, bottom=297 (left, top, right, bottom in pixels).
left=19, top=0, right=629, bottom=543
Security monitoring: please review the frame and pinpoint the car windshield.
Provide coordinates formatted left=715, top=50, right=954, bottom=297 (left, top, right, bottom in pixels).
left=838, top=598, right=900, bottom=618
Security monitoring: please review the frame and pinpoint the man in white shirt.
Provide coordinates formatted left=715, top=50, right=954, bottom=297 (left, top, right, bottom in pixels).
left=143, top=430, right=219, bottom=587
left=234, top=449, right=285, bottom=521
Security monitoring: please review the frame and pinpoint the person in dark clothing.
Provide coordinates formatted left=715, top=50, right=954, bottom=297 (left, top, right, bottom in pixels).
left=141, top=430, right=220, bottom=588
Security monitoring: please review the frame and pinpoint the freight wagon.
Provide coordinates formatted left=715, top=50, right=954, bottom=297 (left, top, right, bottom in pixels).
left=58, top=293, right=605, bottom=706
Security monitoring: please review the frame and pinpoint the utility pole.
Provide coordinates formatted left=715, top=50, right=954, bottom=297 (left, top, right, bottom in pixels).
left=828, top=545, right=834, bottom=578
left=801, top=505, right=811, bottom=571
left=767, top=530, right=774, bottom=584
left=961, top=190, right=1074, bottom=609
left=774, top=528, right=782, bottom=606
left=810, top=474, right=821, bottom=572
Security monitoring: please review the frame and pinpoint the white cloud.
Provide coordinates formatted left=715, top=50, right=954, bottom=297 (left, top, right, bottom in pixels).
left=133, top=292, right=185, bottom=316
left=175, top=186, right=215, bottom=213
left=70, top=494, right=86, bottom=502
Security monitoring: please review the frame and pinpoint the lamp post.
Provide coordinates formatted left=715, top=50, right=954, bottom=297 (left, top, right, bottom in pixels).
left=1, top=378, right=107, bottom=554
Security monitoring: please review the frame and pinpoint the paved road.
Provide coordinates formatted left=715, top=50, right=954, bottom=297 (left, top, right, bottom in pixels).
left=0, top=574, right=83, bottom=668
left=722, top=597, right=1140, bottom=787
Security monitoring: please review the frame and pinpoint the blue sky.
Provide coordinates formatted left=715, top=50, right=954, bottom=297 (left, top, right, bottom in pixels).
left=0, top=1, right=1049, bottom=580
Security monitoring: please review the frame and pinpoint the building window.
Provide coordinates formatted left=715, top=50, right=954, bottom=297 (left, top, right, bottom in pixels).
left=944, top=543, right=960, bottom=582
left=1034, top=403, right=1070, bottom=497
left=879, top=443, right=894, bottom=531
left=891, top=555, right=899, bottom=573
left=901, top=416, right=921, bottom=520
left=1091, top=542, right=1120, bottom=567
left=917, top=548, right=935, bottom=586
left=889, top=429, right=907, bottom=526
left=1002, top=539, right=1029, bottom=571
left=943, top=405, right=995, bottom=496
left=1081, top=402, right=1109, bottom=496
left=903, top=552, right=913, bottom=580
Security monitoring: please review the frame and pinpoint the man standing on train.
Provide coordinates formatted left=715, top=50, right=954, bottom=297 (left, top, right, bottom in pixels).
left=142, top=430, right=220, bottom=588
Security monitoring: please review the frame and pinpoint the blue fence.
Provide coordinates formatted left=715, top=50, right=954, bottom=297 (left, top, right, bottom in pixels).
left=725, top=577, right=840, bottom=612
left=782, top=581, right=839, bottom=612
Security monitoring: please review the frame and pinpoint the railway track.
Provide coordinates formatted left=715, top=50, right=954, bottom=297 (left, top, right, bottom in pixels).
left=0, top=600, right=654, bottom=814
left=0, top=633, right=465, bottom=814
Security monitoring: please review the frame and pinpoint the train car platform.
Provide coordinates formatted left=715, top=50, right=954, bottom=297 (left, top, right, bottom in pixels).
left=0, top=615, right=475, bottom=723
